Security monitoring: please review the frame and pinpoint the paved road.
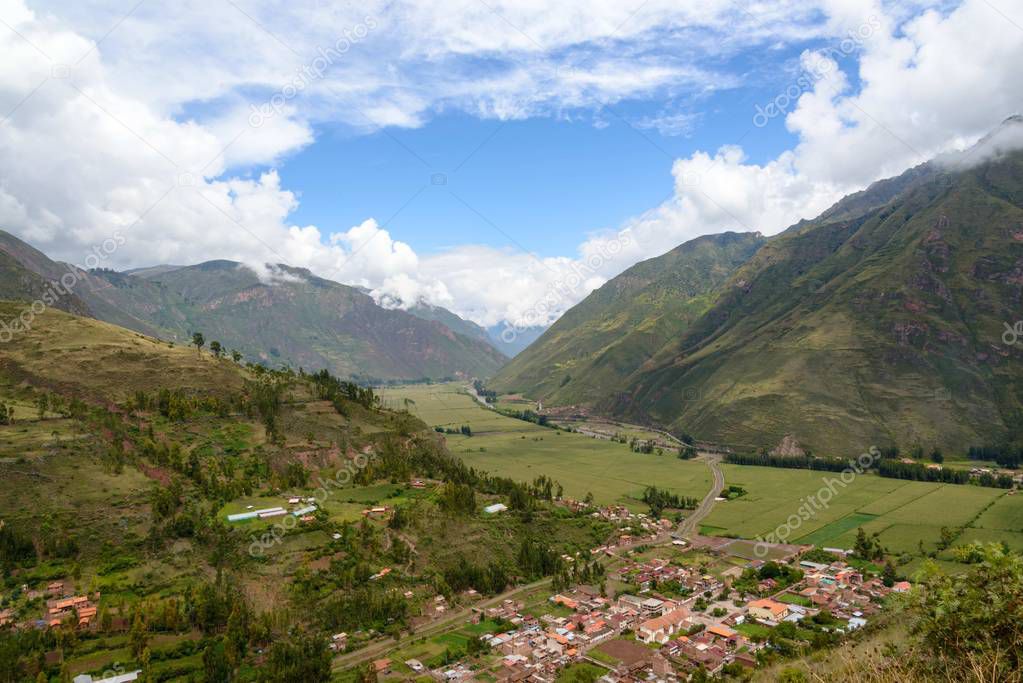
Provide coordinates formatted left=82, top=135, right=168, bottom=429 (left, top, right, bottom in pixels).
left=677, top=453, right=725, bottom=538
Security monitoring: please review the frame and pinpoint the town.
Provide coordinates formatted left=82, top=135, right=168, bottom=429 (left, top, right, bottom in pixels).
left=339, top=502, right=907, bottom=682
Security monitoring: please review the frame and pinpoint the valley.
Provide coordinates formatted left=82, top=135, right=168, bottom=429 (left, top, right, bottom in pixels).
left=4, top=4, right=1023, bottom=681
left=1, top=301, right=1021, bottom=683
left=381, top=382, right=1023, bottom=573
left=0, top=122, right=1021, bottom=683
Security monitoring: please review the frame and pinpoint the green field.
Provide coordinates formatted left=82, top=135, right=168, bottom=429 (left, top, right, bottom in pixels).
left=702, top=465, right=1015, bottom=555
left=380, top=383, right=712, bottom=509
left=382, top=383, right=1023, bottom=560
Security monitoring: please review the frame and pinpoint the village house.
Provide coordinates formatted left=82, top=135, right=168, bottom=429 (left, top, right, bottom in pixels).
left=747, top=598, right=789, bottom=623
left=73, top=673, right=141, bottom=683
left=638, top=607, right=690, bottom=644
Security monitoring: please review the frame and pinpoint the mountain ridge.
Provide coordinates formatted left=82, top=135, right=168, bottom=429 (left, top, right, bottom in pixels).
left=493, top=120, right=1023, bottom=455
left=491, top=231, right=767, bottom=404
left=0, top=233, right=507, bottom=381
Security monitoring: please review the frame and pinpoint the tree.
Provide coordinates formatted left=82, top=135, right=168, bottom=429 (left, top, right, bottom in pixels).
left=778, top=669, right=807, bottom=683
left=203, top=640, right=231, bottom=683
left=209, top=340, right=223, bottom=358
left=139, top=647, right=153, bottom=683
left=263, top=633, right=332, bottom=682
left=231, top=350, right=243, bottom=363
left=356, top=663, right=379, bottom=683
left=853, top=527, right=880, bottom=560
left=930, top=448, right=944, bottom=464
left=912, top=544, right=1023, bottom=678
left=192, top=332, right=205, bottom=356
left=882, top=560, right=897, bottom=588
left=225, top=602, right=250, bottom=668
left=938, top=526, right=956, bottom=551
left=129, top=612, right=148, bottom=658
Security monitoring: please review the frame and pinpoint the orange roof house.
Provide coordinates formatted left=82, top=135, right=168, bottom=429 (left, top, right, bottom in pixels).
left=748, top=599, right=789, bottom=622
left=707, top=624, right=737, bottom=639
left=550, top=594, right=579, bottom=610
left=638, top=608, right=690, bottom=644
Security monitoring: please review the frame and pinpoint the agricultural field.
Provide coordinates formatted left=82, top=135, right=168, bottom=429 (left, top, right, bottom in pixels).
left=382, top=383, right=1023, bottom=565
left=701, top=464, right=1019, bottom=557
left=379, top=383, right=711, bottom=510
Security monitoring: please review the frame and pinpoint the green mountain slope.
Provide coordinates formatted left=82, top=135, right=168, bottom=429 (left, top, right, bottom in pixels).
left=609, top=138, right=1023, bottom=454
left=0, top=235, right=507, bottom=381
left=406, top=301, right=494, bottom=347
left=139, top=261, right=508, bottom=380
left=0, top=250, right=92, bottom=319
left=490, top=232, right=766, bottom=402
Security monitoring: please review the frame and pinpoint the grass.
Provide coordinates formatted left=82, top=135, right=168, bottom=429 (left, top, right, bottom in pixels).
left=379, top=383, right=712, bottom=510
left=972, top=492, right=1023, bottom=531
left=0, top=301, right=246, bottom=400
left=797, top=513, right=879, bottom=546
left=735, top=622, right=772, bottom=640
left=384, top=383, right=1023, bottom=565
left=586, top=647, right=621, bottom=666
left=556, top=662, right=607, bottom=682
left=702, top=464, right=1015, bottom=556
left=0, top=417, right=84, bottom=459
left=777, top=593, right=813, bottom=607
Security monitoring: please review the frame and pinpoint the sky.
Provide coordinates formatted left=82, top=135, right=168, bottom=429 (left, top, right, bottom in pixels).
left=1, top=0, right=1022, bottom=330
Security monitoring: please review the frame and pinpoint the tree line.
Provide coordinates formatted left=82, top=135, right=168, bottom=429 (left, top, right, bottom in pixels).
left=878, top=459, right=1013, bottom=488
left=642, top=486, right=699, bottom=517
left=724, top=452, right=856, bottom=472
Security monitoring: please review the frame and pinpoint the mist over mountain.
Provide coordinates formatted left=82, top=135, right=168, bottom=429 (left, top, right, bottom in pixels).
left=0, top=232, right=506, bottom=382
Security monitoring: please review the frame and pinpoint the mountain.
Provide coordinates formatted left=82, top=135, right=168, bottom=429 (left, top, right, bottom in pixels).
left=0, top=251, right=91, bottom=320
left=609, top=123, right=1023, bottom=454
left=494, top=119, right=1023, bottom=455
left=486, top=324, right=548, bottom=358
left=0, top=234, right=507, bottom=381
left=490, top=232, right=767, bottom=402
left=405, top=301, right=494, bottom=347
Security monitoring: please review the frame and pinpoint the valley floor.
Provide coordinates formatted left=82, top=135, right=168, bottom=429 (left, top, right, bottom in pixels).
left=381, top=382, right=1023, bottom=574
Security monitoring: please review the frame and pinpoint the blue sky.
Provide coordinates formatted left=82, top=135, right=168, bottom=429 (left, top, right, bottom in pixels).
left=3, top=0, right=1019, bottom=326
left=278, top=48, right=815, bottom=260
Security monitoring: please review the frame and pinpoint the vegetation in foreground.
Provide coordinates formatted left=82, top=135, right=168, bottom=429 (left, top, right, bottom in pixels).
left=0, top=307, right=611, bottom=682
left=756, top=545, right=1023, bottom=683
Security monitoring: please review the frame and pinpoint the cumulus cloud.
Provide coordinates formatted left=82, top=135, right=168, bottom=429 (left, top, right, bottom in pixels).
left=1, top=0, right=1021, bottom=331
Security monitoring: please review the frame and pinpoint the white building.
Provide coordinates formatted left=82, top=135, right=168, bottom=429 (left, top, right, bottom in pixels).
left=73, top=672, right=141, bottom=683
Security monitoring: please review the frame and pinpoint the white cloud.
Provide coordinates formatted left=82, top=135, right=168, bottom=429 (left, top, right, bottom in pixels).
left=1, top=0, right=1021, bottom=332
